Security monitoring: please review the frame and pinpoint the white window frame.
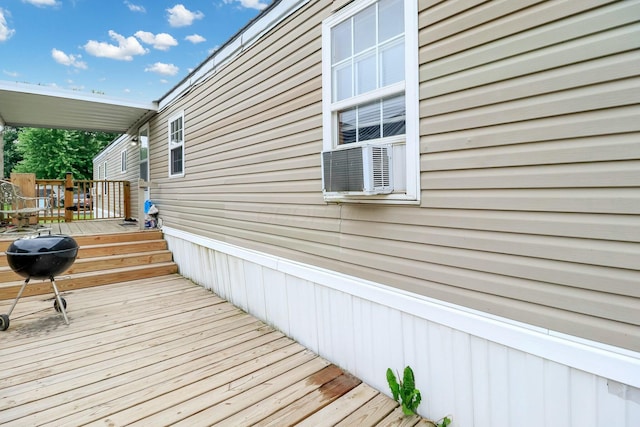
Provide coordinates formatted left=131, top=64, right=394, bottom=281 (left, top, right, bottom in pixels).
left=168, top=111, right=185, bottom=178
left=103, top=161, right=108, bottom=179
left=321, top=0, right=419, bottom=203
left=120, top=149, right=127, bottom=173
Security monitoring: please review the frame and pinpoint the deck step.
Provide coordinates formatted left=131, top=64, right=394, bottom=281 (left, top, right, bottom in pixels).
left=0, top=251, right=174, bottom=282
left=0, top=239, right=169, bottom=267
left=0, top=230, right=177, bottom=301
left=0, top=230, right=163, bottom=252
left=0, top=263, right=179, bottom=301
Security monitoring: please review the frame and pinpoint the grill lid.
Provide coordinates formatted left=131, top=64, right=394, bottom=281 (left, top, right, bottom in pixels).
left=7, top=234, right=78, bottom=255
left=6, top=234, right=79, bottom=280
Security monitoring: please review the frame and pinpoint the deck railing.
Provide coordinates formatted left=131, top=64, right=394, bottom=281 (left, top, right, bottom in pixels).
left=35, top=173, right=130, bottom=223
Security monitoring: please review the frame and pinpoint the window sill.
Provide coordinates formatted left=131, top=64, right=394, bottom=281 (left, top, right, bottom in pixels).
left=323, top=193, right=420, bottom=205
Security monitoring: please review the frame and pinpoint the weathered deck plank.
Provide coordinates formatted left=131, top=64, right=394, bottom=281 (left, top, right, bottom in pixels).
left=0, top=274, right=414, bottom=426
left=0, top=219, right=149, bottom=243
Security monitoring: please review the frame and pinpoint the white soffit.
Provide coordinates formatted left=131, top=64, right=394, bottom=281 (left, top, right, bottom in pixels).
left=0, top=81, right=157, bottom=133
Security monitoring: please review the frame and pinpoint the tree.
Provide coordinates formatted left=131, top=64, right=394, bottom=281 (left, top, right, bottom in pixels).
left=13, top=128, right=116, bottom=179
left=2, top=126, right=22, bottom=178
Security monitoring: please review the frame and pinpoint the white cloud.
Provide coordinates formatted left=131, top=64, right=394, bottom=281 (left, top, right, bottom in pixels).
left=135, top=31, right=178, bottom=51
left=3, top=70, right=19, bottom=78
left=0, top=9, right=15, bottom=42
left=124, top=1, right=145, bottom=13
left=52, top=48, right=88, bottom=69
left=84, top=30, right=148, bottom=61
left=166, top=4, right=204, bottom=27
left=22, top=0, right=60, bottom=7
left=222, top=0, right=269, bottom=11
left=145, top=62, right=179, bottom=76
left=185, top=34, right=206, bottom=44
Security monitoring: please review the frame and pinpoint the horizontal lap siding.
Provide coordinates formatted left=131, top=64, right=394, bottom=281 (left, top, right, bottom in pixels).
left=150, top=0, right=337, bottom=255
left=149, top=0, right=640, bottom=351
left=417, top=0, right=640, bottom=349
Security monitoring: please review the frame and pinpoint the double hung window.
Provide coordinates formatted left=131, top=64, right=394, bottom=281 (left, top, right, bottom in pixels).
left=322, top=0, right=419, bottom=201
left=120, top=150, right=127, bottom=173
left=168, top=112, right=185, bottom=177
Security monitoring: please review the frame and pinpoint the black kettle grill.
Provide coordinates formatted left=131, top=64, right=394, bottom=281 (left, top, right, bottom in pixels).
left=1, top=234, right=78, bottom=331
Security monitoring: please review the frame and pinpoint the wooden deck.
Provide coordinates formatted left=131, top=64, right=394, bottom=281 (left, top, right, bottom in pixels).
left=0, top=274, right=431, bottom=426
left=0, top=219, right=147, bottom=241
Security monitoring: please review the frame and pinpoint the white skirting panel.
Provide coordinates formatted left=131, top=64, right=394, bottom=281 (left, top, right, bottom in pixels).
left=164, top=227, right=640, bottom=426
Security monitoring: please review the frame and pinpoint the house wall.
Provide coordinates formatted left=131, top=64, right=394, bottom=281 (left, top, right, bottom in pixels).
left=147, top=0, right=640, bottom=424
left=93, top=134, right=141, bottom=219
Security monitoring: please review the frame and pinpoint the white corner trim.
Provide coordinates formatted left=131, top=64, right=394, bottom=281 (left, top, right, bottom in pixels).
left=163, top=226, right=640, bottom=388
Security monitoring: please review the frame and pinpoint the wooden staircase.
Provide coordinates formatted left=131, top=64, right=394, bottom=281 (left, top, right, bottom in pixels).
left=0, top=230, right=178, bottom=301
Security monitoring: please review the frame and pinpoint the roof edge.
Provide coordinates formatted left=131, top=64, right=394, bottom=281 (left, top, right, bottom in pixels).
left=0, top=80, right=158, bottom=111
left=158, top=0, right=310, bottom=110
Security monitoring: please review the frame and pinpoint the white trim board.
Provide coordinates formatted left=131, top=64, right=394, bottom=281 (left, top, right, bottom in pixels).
left=163, top=226, right=640, bottom=388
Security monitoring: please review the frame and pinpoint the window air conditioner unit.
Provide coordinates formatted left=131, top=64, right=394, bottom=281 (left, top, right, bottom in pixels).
left=322, top=144, right=393, bottom=196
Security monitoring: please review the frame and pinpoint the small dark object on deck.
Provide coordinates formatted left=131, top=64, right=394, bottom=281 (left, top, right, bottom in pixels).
left=1, top=234, right=78, bottom=331
left=121, top=218, right=138, bottom=227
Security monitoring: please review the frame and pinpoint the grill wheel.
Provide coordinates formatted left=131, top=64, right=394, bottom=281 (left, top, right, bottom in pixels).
left=0, top=314, right=9, bottom=331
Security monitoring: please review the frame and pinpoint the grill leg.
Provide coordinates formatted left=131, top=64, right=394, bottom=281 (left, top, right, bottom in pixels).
left=50, top=278, right=69, bottom=325
left=6, top=278, right=30, bottom=317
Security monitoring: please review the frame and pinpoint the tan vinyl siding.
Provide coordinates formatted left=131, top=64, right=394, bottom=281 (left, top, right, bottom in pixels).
left=416, top=0, right=640, bottom=350
left=148, top=0, right=640, bottom=351
left=94, top=136, right=141, bottom=217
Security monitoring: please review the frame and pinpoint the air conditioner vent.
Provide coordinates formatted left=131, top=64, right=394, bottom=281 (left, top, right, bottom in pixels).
left=322, top=144, right=393, bottom=196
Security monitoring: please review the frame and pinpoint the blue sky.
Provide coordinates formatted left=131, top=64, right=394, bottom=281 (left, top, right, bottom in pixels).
left=0, top=0, right=268, bottom=102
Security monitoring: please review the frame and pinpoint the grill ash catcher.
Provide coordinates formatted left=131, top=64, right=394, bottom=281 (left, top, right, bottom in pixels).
left=1, top=233, right=78, bottom=331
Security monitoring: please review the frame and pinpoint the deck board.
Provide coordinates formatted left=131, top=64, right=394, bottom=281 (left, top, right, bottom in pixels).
left=0, top=274, right=413, bottom=426
left=0, top=219, right=149, bottom=242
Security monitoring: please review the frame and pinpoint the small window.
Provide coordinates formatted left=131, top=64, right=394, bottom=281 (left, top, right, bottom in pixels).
left=168, top=111, right=185, bottom=177
left=121, top=150, right=127, bottom=173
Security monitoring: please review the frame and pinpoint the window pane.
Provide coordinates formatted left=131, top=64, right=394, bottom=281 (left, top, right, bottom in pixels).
left=382, top=95, right=405, bottom=137
left=332, top=19, right=352, bottom=63
left=358, top=101, right=381, bottom=141
left=171, top=117, right=183, bottom=143
left=356, top=51, right=376, bottom=95
left=171, top=147, right=183, bottom=175
left=334, top=62, right=352, bottom=101
left=338, top=94, right=405, bottom=145
left=379, top=0, right=404, bottom=42
left=354, top=4, right=376, bottom=54
left=171, top=122, right=177, bottom=142
left=140, top=161, right=148, bottom=181
left=380, top=40, right=404, bottom=86
left=338, top=108, right=357, bottom=145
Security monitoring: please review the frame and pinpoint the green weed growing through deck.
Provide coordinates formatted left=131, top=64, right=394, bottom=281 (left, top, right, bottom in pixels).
left=386, top=366, right=452, bottom=426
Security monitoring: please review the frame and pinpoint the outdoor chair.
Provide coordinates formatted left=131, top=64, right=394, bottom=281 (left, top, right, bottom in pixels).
left=0, top=180, right=52, bottom=231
